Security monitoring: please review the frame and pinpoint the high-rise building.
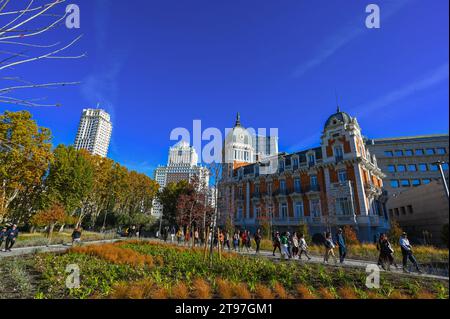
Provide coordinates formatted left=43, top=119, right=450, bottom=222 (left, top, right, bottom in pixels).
left=151, top=141, right=210, bottom=217
left=74, top=109, right=112, bottom=158
left=219, top=108, right=390, bottom=242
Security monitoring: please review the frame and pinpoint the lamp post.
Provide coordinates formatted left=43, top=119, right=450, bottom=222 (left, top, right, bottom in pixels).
left=433, top=161, right=449, bottom=200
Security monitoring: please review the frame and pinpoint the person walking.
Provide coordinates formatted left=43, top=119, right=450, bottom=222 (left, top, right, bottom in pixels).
left=170, top=226, right=176, bottom=243
left=286, top=232, right=293, bottom=258
left=272, top=231, right=281, bottom=256
left=71, top=227, right=82, bottom=246
left=241, top=230, right=249, bottom=252
left=246, top=230, right=252, bottom=251
left=194, top=228, right=200, bottom=247
left=399, top=232, right=422, bottom=273
left=376, top=233, right=385, bottom=266
left=299, top=233, right=312, bottom=260
left=280, top=232, right=290, bottom=260
left=233, top=231, right=239, bottom=251
left=4, top=224, right=19, bottom=252
left=380, top=234, right=399, bottom=271
left=224, top=231, right=231, bottom=251
left=291, top=232, right=299, bottom=259
left=323, top=232, right=337, bottom=264
left=176, top=228, right=183, bottom=245
left=0, top=227, right=7, bottom=251
left=335, top=228, right=347, bottom=264
left=254, top=228, right=262, bottom=254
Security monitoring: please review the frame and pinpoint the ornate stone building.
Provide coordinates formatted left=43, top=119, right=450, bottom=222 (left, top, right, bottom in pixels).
left=219, top=108, right=390, bottom=242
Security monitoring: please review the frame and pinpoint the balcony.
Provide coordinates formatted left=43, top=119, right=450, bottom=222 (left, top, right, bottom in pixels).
left=274, top=188, right=289, bottom=199
left=306, top=185, right=321, bottom=193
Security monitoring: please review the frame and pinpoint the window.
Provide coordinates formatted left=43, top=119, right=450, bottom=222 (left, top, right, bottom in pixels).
left=426, top=148, right=435, bottom=155
left=267, top=204, right=273, bottom=217
left=254, top=184, right=260, bottom=194
left=334, top=145, right=344, bottom=161
left=310, top=175, right=318, bottom=186
left=394, top=208, right=399, bottom=216
left=395, top=150, right=403, bottom=156
left=294, top=202, right=304, bottom=218
left=384, top=151, right=394, bottom=157
left=401, top=207, right=406, bottom=215
left=338, top=170, right=347, bottom=183
left=430, top=163, right=439, bottom=171
left=412, top=179, right=421, bottom=187
left=237, top=207, right=243, bottom=219
left=415, top=149, right=425, bottom=156
left=408, top=164, right=417, bottom=172
left=401, top=179, right=410, bottom=187
left=407, top=205, right=413, bottom=214
left=280, top=203, right=288, bottom=219
left=336, top=197, right=352, bottom=215
left=280, top=180, right=286, bottom=192
left=310, top=199, right=321, bottom=217
left=419, top=163, right=428, bottom=172
left=293, top=158, right=299, bottom=169
left=390, top=180, right=400, bottom=188
left=255, top=206, right=261, bottom=218
left=437, top=148, right=447, bottom=155
left=443, top=163, right=449, bottom=171
left=397, top=165, right=406, bottom=172
left=389, top=209, right=394, bottom=218
left=308, top=154, right=316, bottom=166
left=422, top=179, right=431, bottom=185
left=388, top=165, right=396, bottom=173
left=267, top=183, right=273, bottom=195
left=294, top=178, right=301, bottom=193
left=405, top=149, right=413, bottom=156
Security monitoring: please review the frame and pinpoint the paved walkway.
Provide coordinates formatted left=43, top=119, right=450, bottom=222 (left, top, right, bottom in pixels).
left=0, top=239, right=121, bottom=259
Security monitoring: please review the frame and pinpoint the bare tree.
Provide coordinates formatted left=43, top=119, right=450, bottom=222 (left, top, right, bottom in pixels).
left=0, top=0, right=85, bottom=107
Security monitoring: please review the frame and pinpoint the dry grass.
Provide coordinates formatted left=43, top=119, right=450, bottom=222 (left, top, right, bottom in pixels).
left=216, top=278, right=233, bottom=299
left=192, top=278, right=212, bottom=299
left=317, top=287, right=336, bottom=299
left=273, top=282, right=290, bottom=299
left=150, top=287, right=170, bottom=299
left=388, top=291, right=410, bottom=299
left=415, top=291, right=436, bottom=299
left=295, top=284, right=316, bottom=299
left=255, top=284, right=274, bottom=299
left=171, top=282, right=190, bottom=299
left=71, top=243, right=153, bottom=268
left=109, top=280, right=154, bottom=299
left=232, top=283, right=252, bottom=299
left=366, top=291, right=383, bottom=299
left=337, top=287, right=358, bottom=299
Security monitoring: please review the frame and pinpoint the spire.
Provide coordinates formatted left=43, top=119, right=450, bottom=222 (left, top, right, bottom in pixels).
left=335, top=89, right=341, bottom=113
left=235, top=112, right=241, bottom=127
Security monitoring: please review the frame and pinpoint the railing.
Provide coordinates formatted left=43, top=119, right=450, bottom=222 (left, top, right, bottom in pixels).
left=306, top=185, right=320, bottom=192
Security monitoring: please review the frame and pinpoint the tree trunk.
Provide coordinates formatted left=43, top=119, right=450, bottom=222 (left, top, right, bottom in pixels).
left=58, top=224, right=65, bottom=232
left=47, top=223, right=55, bottom=246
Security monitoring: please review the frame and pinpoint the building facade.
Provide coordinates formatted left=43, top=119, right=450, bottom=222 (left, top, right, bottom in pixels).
left=151, top=141, right=210, bottom=217
left=367, top=134, right=449, bottom=197
left=386, top=180, right=449, bottom=246
left=219, top=109, right=390, bottom=242
left=74, top=109, right=112, bottom=158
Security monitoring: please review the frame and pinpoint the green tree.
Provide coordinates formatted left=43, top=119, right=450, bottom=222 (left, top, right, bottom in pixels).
left=44, top=145, right=94, bottom=227
left=157, top=180, right=192, bottom=226
left=0, top=111, right=53, bottom=222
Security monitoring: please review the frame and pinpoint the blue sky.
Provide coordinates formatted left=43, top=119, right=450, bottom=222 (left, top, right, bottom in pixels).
left=1, top=0, right=448, bottom=177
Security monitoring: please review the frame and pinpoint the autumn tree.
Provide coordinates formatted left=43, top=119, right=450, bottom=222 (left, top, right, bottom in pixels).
left=342, top=225, right=360, bottom=245
left=31, top=203, right=66, bottom=245
left=0, top=110, right=53, bottom=222
left=388, top=219, right=404, bottom=244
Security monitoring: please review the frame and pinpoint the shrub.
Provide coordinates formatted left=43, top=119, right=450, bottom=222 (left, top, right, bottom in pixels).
left=110, top=280, right=154, bottom=299
left=255, top=284, right=273, bottom=299
left=216, top=278, right=233, bottom=299
left=232, top=283, right=252, bottom=299
left=192, top=278, right=211, bottom=299
left=273, top=282, right=289, bottom=299
left=150, top=286, right=170, bottom=299
left=415, top=290, right=435, bottom=299
left=317, top=287, right=335, bottom=299
left=342, top=226, right=359, bottom=245
left=338, top=287, right=358, bottom=299
left=389, top=220, right=404, bottom=244
left=171, top=282, right=190, bottom=299
left=295, top=284, right=315, bottom=299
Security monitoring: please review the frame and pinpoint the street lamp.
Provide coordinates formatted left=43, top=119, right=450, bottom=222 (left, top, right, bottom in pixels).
left=433, top=161, right=449, bottom=200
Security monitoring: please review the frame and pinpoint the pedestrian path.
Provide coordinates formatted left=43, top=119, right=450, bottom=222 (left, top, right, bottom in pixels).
left=0, top=239, right=121, bottom=259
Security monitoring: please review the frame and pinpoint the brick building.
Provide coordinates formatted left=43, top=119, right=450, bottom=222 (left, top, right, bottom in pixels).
left=219, top=109, right=390, bottom=242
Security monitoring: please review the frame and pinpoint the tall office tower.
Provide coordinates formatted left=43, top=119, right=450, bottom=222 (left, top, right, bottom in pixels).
left=74, top=109, right=112, bottom=158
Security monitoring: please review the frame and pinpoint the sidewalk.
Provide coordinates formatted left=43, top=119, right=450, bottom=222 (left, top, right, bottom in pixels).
left=0, top=238, right=122, bottom=259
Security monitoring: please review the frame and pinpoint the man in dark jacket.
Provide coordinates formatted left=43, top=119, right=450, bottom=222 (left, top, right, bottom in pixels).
left=5, top=224, right=19, bottom=252
left=0, top=227, right=7, bottom=251
left=335, top=228, right=347, bottom=264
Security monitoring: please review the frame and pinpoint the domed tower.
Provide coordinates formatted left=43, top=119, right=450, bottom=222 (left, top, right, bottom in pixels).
left=223, top=113, right=255, bottom=169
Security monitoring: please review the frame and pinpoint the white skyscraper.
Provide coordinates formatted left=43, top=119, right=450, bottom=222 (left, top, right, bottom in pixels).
left=74, top=109, right=112, bottom=158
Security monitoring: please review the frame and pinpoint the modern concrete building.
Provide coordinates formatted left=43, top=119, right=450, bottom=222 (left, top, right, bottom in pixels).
left=151, top=141, right=210, bottom=217
left=74, top=109, right=112, bottom=158
left=367, top=134, right=449, bottom=197
left=219, top=109, right=390, bottom=242
left=387, top=179, right=449, bottom=246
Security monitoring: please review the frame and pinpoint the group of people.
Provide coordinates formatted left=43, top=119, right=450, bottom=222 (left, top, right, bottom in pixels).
left=376, top=231, right=422, bottom=273
left=272, top=231, right=312, bottom=260
left=0, top=224, right=19, bottom=252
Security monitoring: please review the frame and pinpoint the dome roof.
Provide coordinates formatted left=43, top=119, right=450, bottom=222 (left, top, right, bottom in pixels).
left=324, top=107, right=352, bottom=128
left=225, top=113, right=253, bottom=146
